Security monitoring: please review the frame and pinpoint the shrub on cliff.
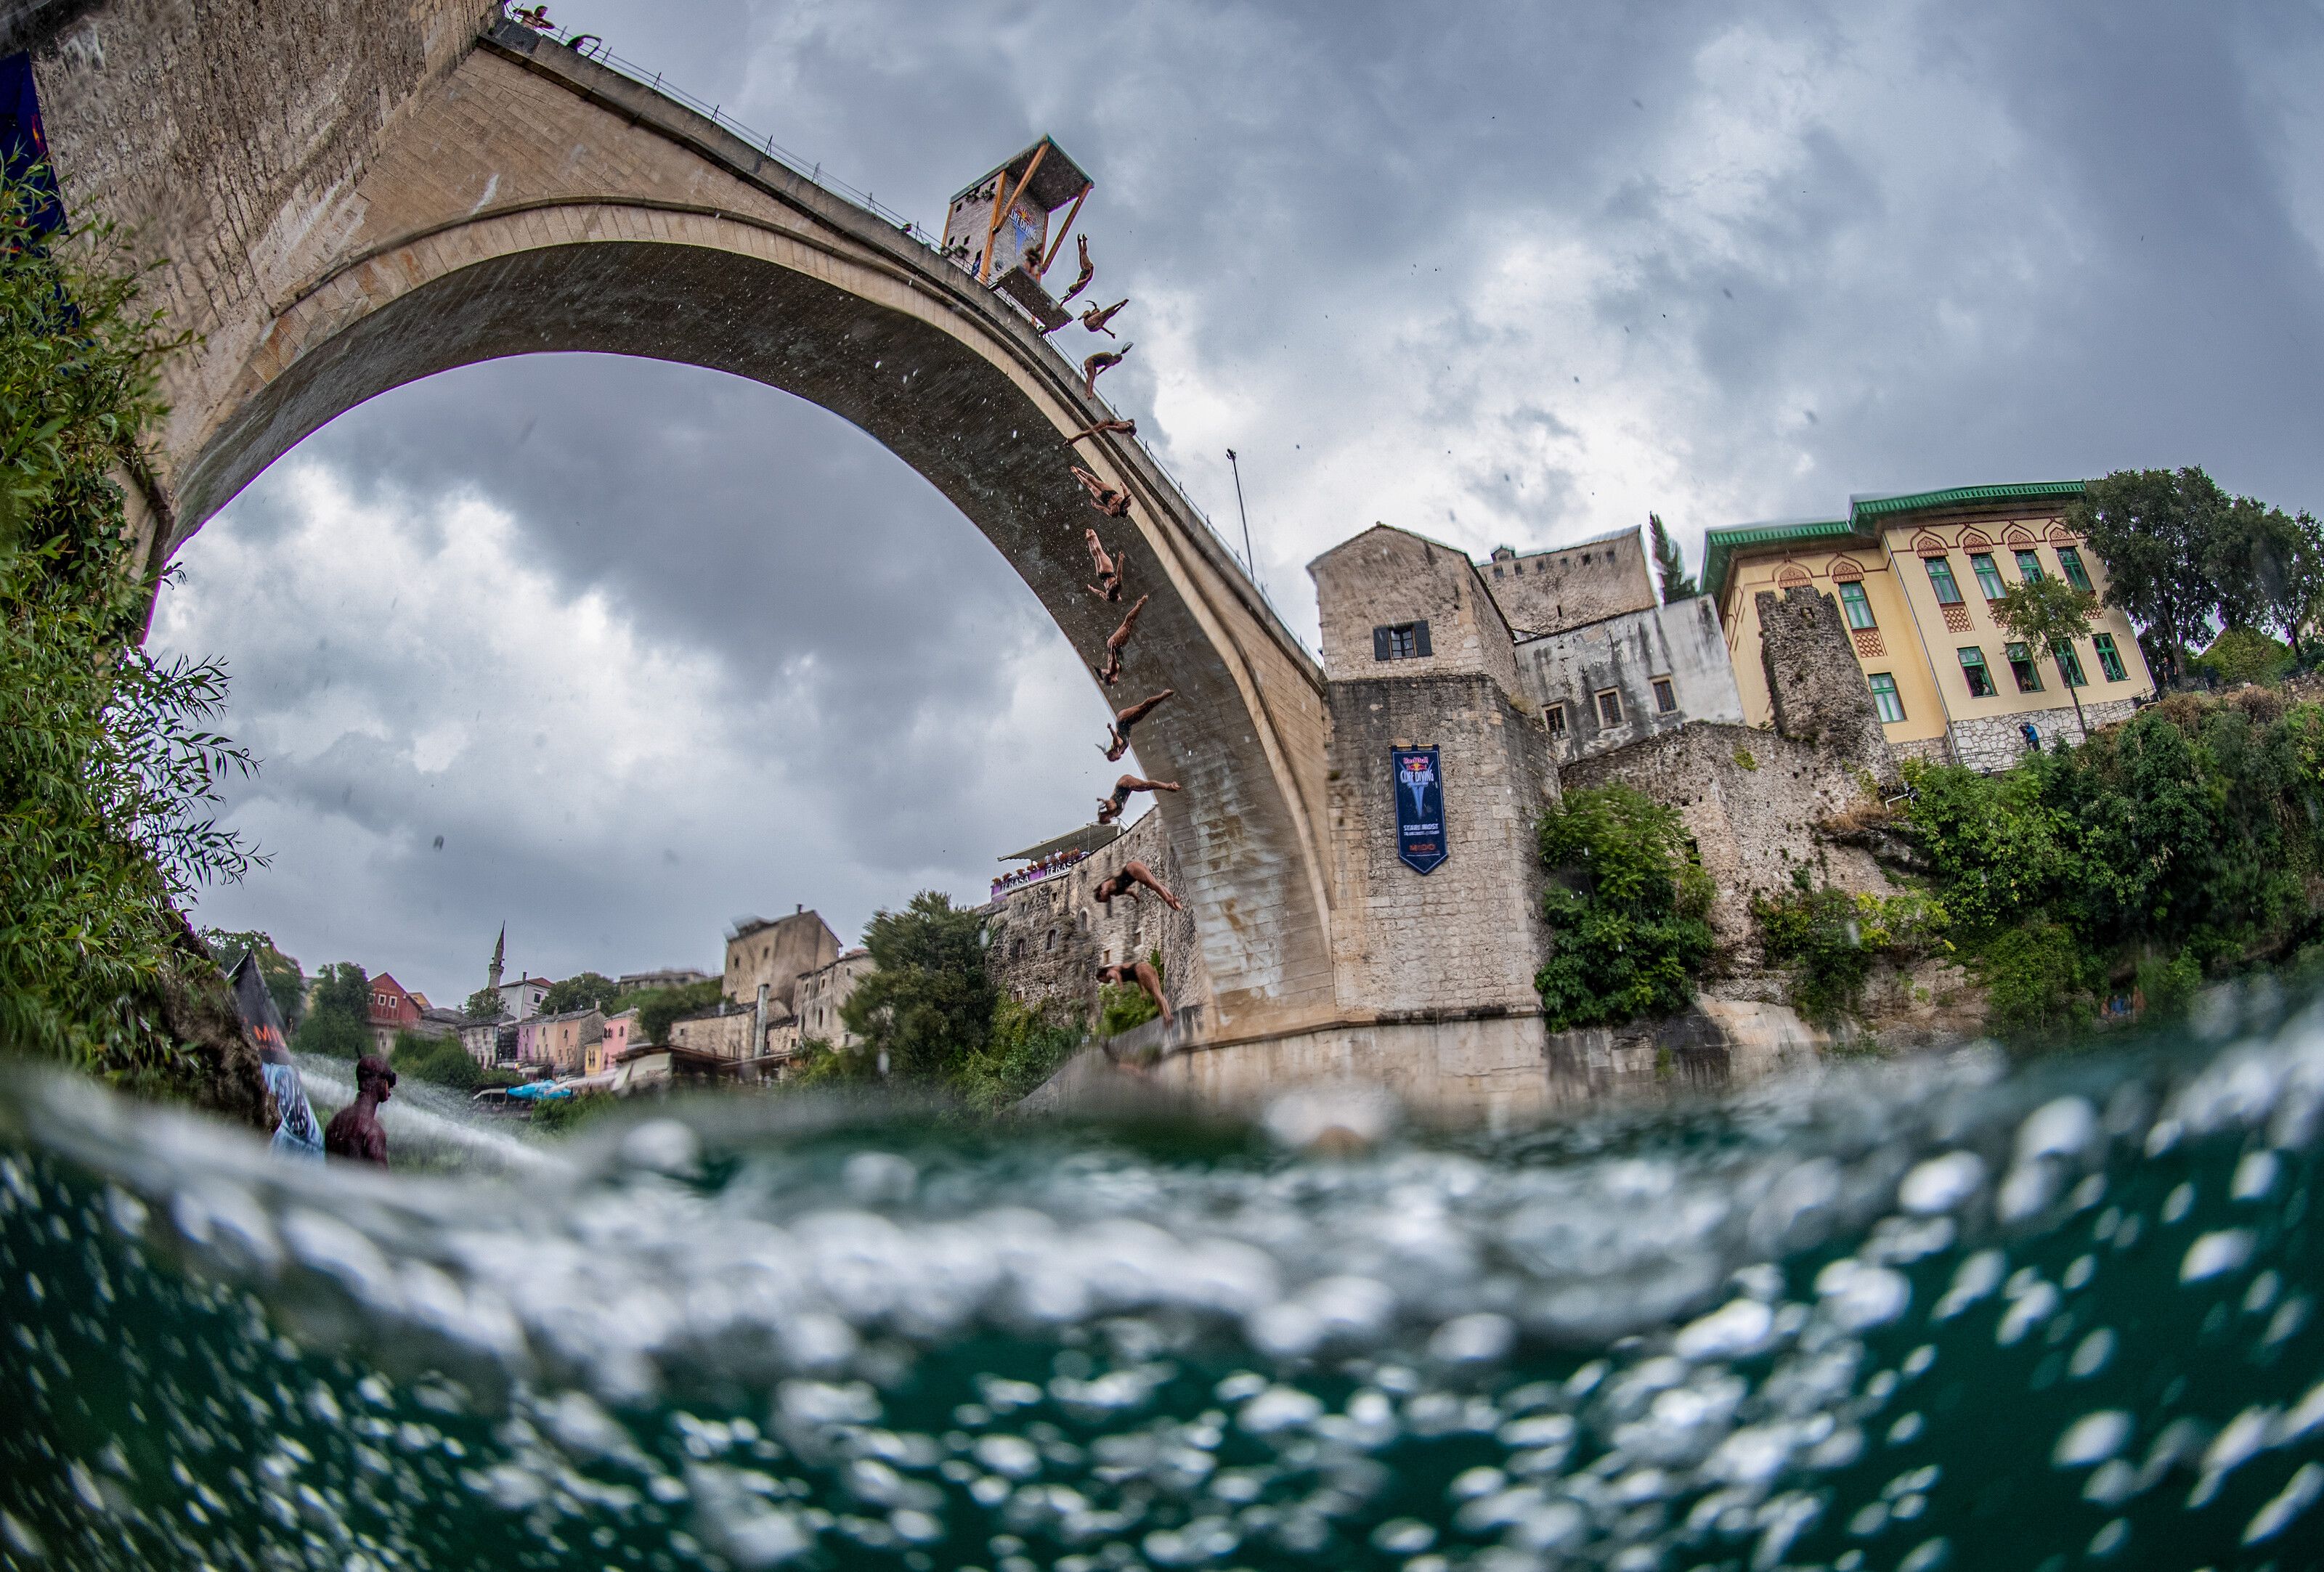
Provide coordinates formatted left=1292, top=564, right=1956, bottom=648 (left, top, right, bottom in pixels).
left=0, top=173, right=267, bottom=1106
left=951, top=999, right=1084, bottom=1114
left=1534, top=786, right=1715, bottom=1030
left=1898, top=693, right=2324, bottom=1019
left=1751, top=871, right=1948, bottom=1025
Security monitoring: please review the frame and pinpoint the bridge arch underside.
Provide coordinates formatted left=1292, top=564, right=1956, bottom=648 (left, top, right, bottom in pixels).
left=176, top=229, right=1335, bottom=1035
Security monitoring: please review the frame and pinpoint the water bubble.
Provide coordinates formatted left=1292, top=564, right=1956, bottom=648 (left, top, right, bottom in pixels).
left=841, top=1152, right=917, bottom=1203
left=1898, top=1152, right=1985, bottom=1214
left=1813, top=1259, right=1910, bottom=1331
left=619, top=1119, right=702, bottom=1176
left=2052, top=1411, right=2131, bottom=1467
left=1674, top=1298, right=1776, bottom=1360
left=2017, top=1098, right=2098, bottom=1163
left=2243, top=1462, right=2324, bottom=1545
left=1370, top=1518, right=1436, bottom=1552
left=1428, top=1311, right=1516, bottom=1364
left=2180, top=1230, right=2254, bottom=1283
left=2231, top=1149, right=2280, bottom=1200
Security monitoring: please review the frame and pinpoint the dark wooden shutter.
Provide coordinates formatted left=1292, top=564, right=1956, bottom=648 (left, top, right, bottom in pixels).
left=1373, top=626, right=1391, bottom=661
left=1413, top=620, right=1432, bottom=656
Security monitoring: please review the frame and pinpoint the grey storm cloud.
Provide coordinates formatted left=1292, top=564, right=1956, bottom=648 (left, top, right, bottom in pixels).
left=159, top=0, right=2324, bottom=999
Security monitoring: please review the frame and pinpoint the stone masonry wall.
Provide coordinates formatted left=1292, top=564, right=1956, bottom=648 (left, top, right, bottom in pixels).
left=985, top=811, right=1211, bottom=1025
left=1325, top=672, right=1561, bottom=1018
left=1756, top=585, right=1895, bottom=781
left=1309, top=526, right=1524, bottom=700
left=1482, top=529, right=1658, bottom=639
left=1948, top=696, right=2140, bottom=773
left=1561, top=721, right=1895, bottom=960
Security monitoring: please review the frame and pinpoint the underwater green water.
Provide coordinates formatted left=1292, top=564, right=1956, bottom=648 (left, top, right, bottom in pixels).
left=5, top=999, right=2324, bottom=1571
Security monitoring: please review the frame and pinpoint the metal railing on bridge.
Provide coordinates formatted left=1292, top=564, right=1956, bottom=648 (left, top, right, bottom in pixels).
left=521, top=21, right=1318, bottom=664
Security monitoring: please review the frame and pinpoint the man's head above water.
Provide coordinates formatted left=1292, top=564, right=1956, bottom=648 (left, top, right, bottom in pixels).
left=354, top=1056, right=397, bottom=1101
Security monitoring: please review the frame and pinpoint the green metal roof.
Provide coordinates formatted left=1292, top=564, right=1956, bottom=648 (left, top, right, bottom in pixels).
left=1848, top=480, right=2085, bottom=521
left=1703, top=481, right=2089, bottom=604
left=1700, top=518, right=1858, bottom=610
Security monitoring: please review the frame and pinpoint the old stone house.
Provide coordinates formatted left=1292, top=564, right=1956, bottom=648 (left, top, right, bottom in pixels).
left=795, top=949, right=874, bottom=1049
left=723, top=909, right=842, bottom=1014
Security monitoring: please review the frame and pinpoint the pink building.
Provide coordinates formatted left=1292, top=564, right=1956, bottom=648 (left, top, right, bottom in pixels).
left=589, top=1009, right=640, bottom=1076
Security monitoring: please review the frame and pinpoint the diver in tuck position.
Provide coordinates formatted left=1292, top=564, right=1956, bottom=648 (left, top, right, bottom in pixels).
left=1097, top=772, right=1179, bottom=826
left=1100, top=689, right=1174, bottom=761
left=1093, top=859, right=1183, bottom=911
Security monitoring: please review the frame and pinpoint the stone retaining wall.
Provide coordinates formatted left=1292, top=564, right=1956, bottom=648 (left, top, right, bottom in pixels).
left=1946, top=697, right=2140, bottom=772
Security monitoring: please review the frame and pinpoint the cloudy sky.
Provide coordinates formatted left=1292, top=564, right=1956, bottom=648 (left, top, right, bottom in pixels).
left=157, top=0, right=2324, bottom=1003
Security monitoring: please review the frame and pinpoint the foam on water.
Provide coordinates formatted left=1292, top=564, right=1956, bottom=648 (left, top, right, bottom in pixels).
left=4, top=1001, right=2324, bottom=1569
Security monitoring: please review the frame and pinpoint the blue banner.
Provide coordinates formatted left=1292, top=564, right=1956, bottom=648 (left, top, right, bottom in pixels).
left=1393, top=745, right=1447, bottom=874
left=0, top=53, right=63, bottom=235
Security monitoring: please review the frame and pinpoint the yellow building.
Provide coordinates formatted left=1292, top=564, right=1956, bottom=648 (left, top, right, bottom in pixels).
left=1704, top=482, right=2155, bottom=771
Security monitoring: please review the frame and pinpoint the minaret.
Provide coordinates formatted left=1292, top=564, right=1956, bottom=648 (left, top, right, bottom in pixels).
left=488, top=924, right=505, bottom=993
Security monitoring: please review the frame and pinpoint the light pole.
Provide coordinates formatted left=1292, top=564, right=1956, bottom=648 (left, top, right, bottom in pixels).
left=1225, top=448, right=1256, bottom=579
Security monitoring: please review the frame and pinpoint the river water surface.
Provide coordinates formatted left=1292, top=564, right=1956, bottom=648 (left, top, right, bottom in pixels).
left=6, top=999, right=2324, bottom=1570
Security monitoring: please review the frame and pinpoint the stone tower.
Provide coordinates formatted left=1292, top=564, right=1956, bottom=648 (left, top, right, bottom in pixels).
left=488, top=924, right=505, bottom=994
left=1755, top=586, right=1894, bottom=780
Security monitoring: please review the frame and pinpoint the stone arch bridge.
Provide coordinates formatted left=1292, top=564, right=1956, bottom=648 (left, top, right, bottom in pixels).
left=27, top=1, right=1348, bottom=1048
